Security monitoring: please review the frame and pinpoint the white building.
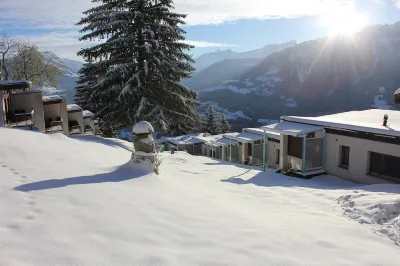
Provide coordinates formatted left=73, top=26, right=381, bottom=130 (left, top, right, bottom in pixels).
left=264, top=109, right=400, bottom=184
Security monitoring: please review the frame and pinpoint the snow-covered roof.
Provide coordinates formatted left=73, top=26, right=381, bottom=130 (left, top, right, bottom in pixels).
left=82, top=110, right=94, bottom=118
left=283, top=109, right=400, bottom=137
left=132, top=121, right=154, bottom=134
left=261, top=121, right=324, bottom=137
left=0, top=80, right=32, bottom=90
left=67, top=104, right=83, bottom=112
left=42, top=95, right=62, bottom=103
left=213, top=137, right=239, bottom=146
left=165, top=133, right=206, bottom=145
left=224, top=131, right=265, bottom=143
left=243, top=128, right=281, bottom=140
left=395, top=88, right=400, bottom=95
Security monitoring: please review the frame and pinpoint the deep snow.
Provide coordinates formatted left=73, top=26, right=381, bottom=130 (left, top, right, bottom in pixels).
left=0, top=127, right=399, bottom=266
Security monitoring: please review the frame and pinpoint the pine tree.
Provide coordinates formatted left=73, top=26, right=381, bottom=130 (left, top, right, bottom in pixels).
left=75, top=0, right=201, bottom=134
left=219, top=114, right=231, bottom=133
left=203, top=105, right=220, bottom=135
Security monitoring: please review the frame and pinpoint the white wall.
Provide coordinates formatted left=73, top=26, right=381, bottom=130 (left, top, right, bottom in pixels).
left=325, top=133, right=399, bottom=184
left=10, top=92, right=45, bottom=132
left=280, top=135, right=289, bottom=171
left=268, top=141, right=281, bottom=169
left=83, top=118, right=95, bottom=132
left=43, top=98, right=69, bottom=135
left=67, top=111, right=84, bottom=134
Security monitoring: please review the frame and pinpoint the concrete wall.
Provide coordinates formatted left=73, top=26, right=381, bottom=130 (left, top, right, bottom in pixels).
left=325, top=133, right=399, bottom=184
left=288, top=156, right=303, bottom=171
left=83, top=118, right=95, bottom=133
left=280, top=135, right=289, bottom=171
left=268, top=141, right=281, bottom=169
left=203, top=144, right=214, bottom=157
left=43, top=97, right=69, bottom=135
left=67, top=111, right=84, bottom=134
left=10, top=91, right=45, bottom=132
left=61, top=97, right=69, bottom=135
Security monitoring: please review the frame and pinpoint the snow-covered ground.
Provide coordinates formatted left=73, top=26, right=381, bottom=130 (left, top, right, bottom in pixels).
left=0, top=127, right=400, bottom=265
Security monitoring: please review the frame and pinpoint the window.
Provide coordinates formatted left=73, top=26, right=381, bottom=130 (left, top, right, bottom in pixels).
left=339, top=146, right=350, bottom=169
left=276, top=149, right=280, bottom=164
left=369, top=152, right=400, bottom=182
left=248, top=143, right=252, bottom=156
left=288, top=136, right=303, bottom=159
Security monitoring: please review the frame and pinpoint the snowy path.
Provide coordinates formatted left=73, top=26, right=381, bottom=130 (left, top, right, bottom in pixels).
left=0, top=128, right=399, bottom=266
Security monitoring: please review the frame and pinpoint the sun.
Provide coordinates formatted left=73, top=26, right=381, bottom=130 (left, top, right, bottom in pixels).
left=319, top=7, right=369, bottom=36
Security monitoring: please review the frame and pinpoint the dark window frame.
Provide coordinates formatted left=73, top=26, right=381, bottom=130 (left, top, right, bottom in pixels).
left=288, top=136, right=303, bottom=159
left=276, top=149, right=280, bottom=164
left=369, top=152, right=400, bottom=182
left=339, top=145, right=350, bottom=169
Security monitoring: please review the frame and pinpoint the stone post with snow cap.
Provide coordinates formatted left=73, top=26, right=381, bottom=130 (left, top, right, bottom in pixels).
left=131, top=121, right=161, bottom=174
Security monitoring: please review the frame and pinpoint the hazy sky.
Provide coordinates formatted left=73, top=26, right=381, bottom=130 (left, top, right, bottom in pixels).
left=1, top=0, right=400, bottom=61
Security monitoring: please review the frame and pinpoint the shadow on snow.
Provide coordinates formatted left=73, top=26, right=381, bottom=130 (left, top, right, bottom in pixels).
left=71, top=135, right=133, bottom=153
left=14, top=161, right=149, bottom=192
left=221, top=169, right=400, bottom=193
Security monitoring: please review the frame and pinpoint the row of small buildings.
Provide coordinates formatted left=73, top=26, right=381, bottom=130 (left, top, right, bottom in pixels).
left=0, top=80, right=100, bottom=136
left=2, top=80, right=399, bottom=185
left=160, top=109, right=400, bottom=185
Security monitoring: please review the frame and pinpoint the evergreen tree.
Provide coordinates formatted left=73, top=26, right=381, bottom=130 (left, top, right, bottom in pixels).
left=203, top=105, right=220, bottom=135
left=219, top=114, right=231, bottom=133
left=75, top=0, right=201, bottom=134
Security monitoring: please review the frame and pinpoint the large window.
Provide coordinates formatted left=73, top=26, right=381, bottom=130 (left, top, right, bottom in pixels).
left=339, top=146, right=350, bottom=169
left=276, top=149, right=280, bottom=164
left=248, top=143, right=252, bottom=156
left=288, top=136, right=303, bottom=159
left=369, top=152, right=400, bottom=181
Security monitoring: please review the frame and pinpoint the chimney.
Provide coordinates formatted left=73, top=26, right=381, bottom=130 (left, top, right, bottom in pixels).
left=383, top=114, right=388, bottom=127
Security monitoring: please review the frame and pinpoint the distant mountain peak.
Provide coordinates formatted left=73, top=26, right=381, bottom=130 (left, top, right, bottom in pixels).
left=192, top=41, right=297, bottom=73
left=42, top=51, right=83, bottom=78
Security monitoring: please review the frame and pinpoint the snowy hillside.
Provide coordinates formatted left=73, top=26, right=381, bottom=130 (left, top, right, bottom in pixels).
left=192, top=41, right=297, bottom=73
left=198, top=101, right=250, bottom=120
left=1, top=127, right=400, bottom=265
left=42, top=51, right=83, bottom=77
left=41, top=51, right=83, bottom=104
left=198, top=23, right=400, bottom=130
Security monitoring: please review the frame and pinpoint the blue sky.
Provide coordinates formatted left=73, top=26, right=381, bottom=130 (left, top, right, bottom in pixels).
left=1, top=0, right=400, bottom=61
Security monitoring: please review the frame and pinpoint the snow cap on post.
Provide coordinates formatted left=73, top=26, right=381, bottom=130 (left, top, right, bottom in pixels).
left=132, top=121, right=154, bottom=135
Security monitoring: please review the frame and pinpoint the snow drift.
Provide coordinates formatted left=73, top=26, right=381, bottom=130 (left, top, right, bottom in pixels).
left=338, top=186, right=400, bottom=246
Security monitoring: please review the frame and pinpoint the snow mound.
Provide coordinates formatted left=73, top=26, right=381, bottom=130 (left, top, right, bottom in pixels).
left=338, top=189, right=400, bottom=246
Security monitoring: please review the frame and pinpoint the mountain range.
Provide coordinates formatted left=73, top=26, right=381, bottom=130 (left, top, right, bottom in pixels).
left=42, top=51, right=83, bottom=104
left=46, top=23, right=400, bottom=131
left=188, top=22, right=400, bottom=131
